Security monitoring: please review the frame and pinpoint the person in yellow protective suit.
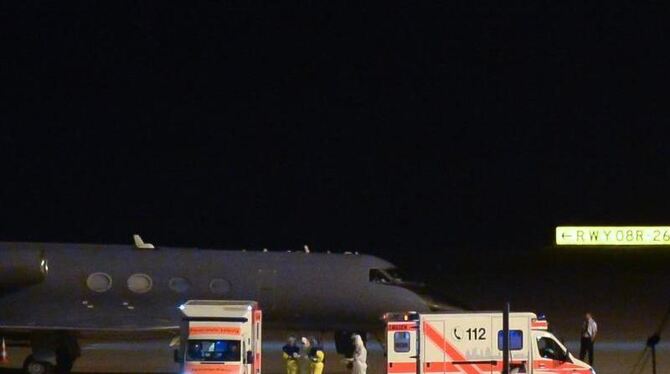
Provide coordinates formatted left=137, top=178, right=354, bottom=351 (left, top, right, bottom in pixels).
left=308, top=337, right=325, bottom=374
left=282, top=336, right=301, bottom=374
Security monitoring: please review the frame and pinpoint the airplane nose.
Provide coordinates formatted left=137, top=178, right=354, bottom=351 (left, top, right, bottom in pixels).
left=420, top=293, right=463, bottom=311
left=404, top=284, right=472, bottom=311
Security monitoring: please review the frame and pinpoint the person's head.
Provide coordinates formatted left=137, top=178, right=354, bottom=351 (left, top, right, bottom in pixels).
left=351, top=334, right=364, bottom=348
left=301, top=337, right=310, bottom=347
left=287, top=336, right=297, bottom=345
left=309, top=337, right=319, bottom=348
left=585, top=312, right=592, bottom=320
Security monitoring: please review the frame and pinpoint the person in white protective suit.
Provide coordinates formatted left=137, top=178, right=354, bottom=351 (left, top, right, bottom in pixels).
left=351, top=334, right=367, bottom=374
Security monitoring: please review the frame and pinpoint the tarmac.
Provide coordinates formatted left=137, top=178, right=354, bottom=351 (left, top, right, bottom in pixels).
left=0, top=330, right=384, bottom=374
left=1, top=330, right=669, bottom=373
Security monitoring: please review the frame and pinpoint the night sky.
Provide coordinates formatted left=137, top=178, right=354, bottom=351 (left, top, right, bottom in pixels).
left=2, top=2, right=669, bottom=274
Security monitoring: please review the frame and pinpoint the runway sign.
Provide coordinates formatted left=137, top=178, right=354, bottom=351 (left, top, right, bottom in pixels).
left=556, top=226, right=670, bottom=245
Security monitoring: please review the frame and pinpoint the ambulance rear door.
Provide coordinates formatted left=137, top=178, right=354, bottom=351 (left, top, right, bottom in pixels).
left=252, top=309, right=262, bottom=374
left=184, top=321, right=245, bottom=374
left=387, top=321, right=418, bottom=374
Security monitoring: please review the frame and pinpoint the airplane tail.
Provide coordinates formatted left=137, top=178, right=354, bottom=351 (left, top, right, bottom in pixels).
left=1, top=337, right=8, bottom=363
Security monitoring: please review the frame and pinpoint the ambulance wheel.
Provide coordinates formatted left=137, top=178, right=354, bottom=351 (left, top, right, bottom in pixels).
left=22, top=355, right=55, bottom=374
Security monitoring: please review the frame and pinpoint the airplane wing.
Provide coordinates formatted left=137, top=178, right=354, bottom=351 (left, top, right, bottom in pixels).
left=0, top=300, right=180, bottom=340
left=0, top=324, right=179, bottom=341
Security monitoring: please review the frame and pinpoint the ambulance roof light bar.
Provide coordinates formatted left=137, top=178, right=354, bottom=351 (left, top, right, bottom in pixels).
left=383, top=311, right=419, bottom=322
left=531, top=316, right=549, bottom=330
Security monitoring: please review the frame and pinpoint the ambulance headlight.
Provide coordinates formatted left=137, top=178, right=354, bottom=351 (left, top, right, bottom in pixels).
left=178, top=304, right=185, bottom=311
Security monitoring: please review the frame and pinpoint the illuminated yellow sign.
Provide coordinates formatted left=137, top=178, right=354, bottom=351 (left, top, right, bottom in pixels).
left=556, top=226, right=670, bottom=245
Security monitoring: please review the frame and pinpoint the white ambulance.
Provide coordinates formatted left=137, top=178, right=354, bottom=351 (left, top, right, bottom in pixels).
left=177, top=300, right=262, bottom=374
left=385, top=311, right=595, bottom=374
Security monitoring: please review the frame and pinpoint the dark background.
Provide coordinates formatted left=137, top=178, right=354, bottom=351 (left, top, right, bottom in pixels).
left=2, top=2, right=669, bottom=277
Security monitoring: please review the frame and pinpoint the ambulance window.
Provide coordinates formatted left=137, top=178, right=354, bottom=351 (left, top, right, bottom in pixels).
left=186, top=339, right=241, bottom=362
left=394, top=332, right=411, bottom=352
left=497, top=330, right=523, bottom=350
left=536, top=337, right=567, bottom=361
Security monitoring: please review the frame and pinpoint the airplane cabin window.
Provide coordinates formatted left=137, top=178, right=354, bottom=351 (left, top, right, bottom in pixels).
left=127, top=273, right=153, bottom=294
left=169, top=277, right=191, bottom=293
left=209, top=278, right=231, bottom=295
left=86, top=272, right=112, bottom=292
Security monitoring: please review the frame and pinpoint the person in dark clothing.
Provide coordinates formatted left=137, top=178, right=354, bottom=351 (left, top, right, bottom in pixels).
left=282, top=336, right=300, bottom=374
left=579, top=312, right=598, bottom=365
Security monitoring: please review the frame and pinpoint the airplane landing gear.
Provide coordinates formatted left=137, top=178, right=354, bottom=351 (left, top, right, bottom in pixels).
left=334, top=330, right=367, bottom=358
left=27, top=332, right=80, bottom=374
left=23, top=355, right=54, bottom=374
left=53, top=332, right=79, bottom=374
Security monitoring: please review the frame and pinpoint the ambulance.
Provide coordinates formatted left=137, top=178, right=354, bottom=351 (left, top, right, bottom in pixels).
left=385, top=311, right=595, bottom=374
left=177, top=300, right=262, bottom=374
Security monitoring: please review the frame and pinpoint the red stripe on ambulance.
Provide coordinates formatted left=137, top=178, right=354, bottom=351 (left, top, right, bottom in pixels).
left=423, top=321, right=482, bottom=374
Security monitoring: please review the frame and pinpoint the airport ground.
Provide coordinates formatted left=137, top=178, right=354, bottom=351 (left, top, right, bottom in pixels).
left=1, top=330, right=669, bottom=373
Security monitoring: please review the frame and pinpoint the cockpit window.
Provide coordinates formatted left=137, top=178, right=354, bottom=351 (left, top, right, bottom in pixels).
left=384, top=268, right=406, bottom=282
left=369, top=268, right=406, bottom=284
left=369, top=269, right=392, bottom=283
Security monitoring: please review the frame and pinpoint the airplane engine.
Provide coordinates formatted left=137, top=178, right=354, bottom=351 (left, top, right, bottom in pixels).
left=0, top=248, right=48, bottom=288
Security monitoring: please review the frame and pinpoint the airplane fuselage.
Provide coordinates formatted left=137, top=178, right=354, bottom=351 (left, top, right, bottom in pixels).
left=0, top=242, right=430, bottom=333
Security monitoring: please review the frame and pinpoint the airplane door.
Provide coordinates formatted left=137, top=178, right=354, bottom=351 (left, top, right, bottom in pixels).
left=386, top=322, right=418, bottom=374
left=256, top=269, right=276, bottom=310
